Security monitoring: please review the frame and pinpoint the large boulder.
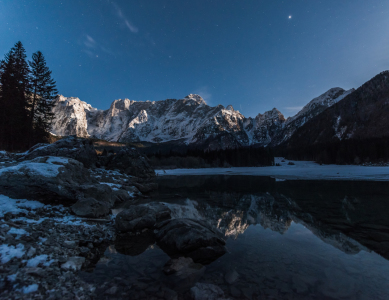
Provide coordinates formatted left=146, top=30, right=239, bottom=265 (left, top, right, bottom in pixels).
left=71, top=197, right=111, bottom=218
left=115, top=203, right=171, bottom=232
left=0, top=156, right=94, bottom=201
left=0, top=156, right=122, bottom=217
left=155, top=219, right=227, bottom=264
left=103, top=147, right=155, bottom=178
left=20, top=136, right=98, bottom=168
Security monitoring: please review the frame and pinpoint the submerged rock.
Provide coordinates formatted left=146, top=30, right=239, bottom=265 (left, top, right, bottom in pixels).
left=163, top=257, right=205, bottom=292
left=115, top=230, right=156, bottom=256
left=115, top=203, right=171, bottom=232
left=155, top=218, right=226, bottom=264
left=224, top=269, right=239, bottom=284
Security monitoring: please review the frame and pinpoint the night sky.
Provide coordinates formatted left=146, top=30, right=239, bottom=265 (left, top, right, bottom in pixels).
left=1, top=0, right=389, bottom=117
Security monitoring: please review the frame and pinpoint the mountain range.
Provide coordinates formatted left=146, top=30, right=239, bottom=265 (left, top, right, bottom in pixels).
left=51, top=86, right=355, bottom=150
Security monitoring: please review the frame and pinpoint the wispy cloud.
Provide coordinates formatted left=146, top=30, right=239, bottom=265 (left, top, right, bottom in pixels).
left=82, top=34, right=115, bottom=58
left=84, top=35, right=96, bottom=48
left=112, top=2, right=139, bottom=33
left=194, top=86, right=212, bottom=105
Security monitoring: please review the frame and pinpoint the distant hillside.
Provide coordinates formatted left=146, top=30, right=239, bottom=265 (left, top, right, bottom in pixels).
left=284, top=71, right=389, bottom=148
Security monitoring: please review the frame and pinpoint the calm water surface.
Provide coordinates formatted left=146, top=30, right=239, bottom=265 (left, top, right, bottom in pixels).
left=80, top=176, right=389, bottom=299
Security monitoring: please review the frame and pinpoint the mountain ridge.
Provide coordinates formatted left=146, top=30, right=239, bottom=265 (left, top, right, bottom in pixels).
left=51, top=87, right=354, bottom=149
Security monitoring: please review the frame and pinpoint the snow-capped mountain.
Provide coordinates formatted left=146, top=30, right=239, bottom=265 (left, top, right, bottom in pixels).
left=51, top=88, right=354, bottom=149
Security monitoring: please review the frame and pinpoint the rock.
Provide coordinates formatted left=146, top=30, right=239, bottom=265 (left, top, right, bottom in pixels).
left=25, top=267, right=45, bottom=277
left=0, top=156, right=125, bottom=215
left=20, top=136, right=98, bottom=168
left=229, top=286, right=241, bottom=298
left=61, top=256, right=85, bottom=271
left=71, top=197, right=111, bottom=218
left=105, top=286, right=118, bottom=295
left=155, top=218, right=226, bottom=264
left=63, top=241, right=77, bottom=249
left=161, top=287, right=178, bottom=300
left=163, top=257, right=205, bottom=292
left=115, top=203, right=171, bottom=232
left=190, top=283, right=230, bottom=300
left=133, top=182, right=158, bottom=193
left=111, top=189, right=134, bottom=203
left=0, top=156, right=94, bottom=202
left=123, top=185, right=142, bottom=196
left=224, top=269, right=239, bottom=284
left=26, top=247, right=36, bottom=258
left=163, top=257, right=196, bottom=275
left=104, top=147, right=155, bottom=178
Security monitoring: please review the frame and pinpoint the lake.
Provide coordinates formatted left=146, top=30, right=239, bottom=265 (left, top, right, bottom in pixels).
left=80, top=175, right=389, bottom=299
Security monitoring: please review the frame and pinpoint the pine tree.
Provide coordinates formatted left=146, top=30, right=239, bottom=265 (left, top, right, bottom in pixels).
left=29, top=51, right=57, bottom=145
left=0, top=41, right=31, bottom=150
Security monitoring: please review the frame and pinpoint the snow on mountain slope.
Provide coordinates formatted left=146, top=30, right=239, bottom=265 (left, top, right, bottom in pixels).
left=51, top=89, right=354, bottom=149
left=269, top=88, right=355, bottom=146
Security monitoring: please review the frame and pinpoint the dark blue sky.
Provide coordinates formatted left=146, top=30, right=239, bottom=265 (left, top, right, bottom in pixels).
left=1, top=0, right=389, bottom=117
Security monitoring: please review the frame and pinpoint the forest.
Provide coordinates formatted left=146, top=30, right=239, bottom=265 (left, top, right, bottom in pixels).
left=147, top=146, right=275, bottom=168
left=277, top=137, right=389, bottom=165
left=0, top=41, right=57, bottom=151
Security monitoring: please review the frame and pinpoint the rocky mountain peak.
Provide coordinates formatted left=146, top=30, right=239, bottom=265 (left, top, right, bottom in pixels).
left=226, top=105, right=234, bottom=111
left=255, top=108, right=285, bottom=123
left=184, top=94, right=206, bottom=105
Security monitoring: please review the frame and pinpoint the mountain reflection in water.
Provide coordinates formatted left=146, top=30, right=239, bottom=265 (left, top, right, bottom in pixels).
left=80, top=176, right=389, bottom=299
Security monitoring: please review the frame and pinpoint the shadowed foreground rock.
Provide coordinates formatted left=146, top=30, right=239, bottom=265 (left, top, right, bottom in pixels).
left=155, top=218, right=227, bottom=264
left=0, top=156, right=133, bottom=217
left=0, top=156, right=94, bottom=202
left=19, top=136, right=98, bottom=168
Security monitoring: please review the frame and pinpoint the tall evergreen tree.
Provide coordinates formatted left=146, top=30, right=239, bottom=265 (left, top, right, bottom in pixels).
left=0, top=41, right=31, bottom=150
left=29, top=51, right=57, bottom=145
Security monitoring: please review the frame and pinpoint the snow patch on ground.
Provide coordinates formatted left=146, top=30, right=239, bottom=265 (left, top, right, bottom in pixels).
left=8, top=228, right=29, bottom=239
left=156, top=157, right=389, bottom=181
left=26, top=254, right=48, bottom=267
left=0, top=195, right=44, bottom=217
left=21, top=284, right=39, bottom=294
left=0, top=243, right=25, bottom=263
left=100, top=182, right=121, bottom=190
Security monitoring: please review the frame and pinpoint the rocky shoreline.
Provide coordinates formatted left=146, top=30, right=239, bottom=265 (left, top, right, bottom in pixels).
left=0, top=137, right=230, bottom=300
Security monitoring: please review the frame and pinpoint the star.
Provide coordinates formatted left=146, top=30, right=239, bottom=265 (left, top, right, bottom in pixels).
left=289, top=15, right=292, bottom=19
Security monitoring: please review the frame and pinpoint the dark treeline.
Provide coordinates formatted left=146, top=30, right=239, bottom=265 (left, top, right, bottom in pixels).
left=277, top=137, right=389, bottom=165
left=148, top=146, right=275, bottom=169
left=0, top=41, right=57, bottom=151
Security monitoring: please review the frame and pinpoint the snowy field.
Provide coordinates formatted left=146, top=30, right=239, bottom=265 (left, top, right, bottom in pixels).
left=156, top=157, right=389, bottom=181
